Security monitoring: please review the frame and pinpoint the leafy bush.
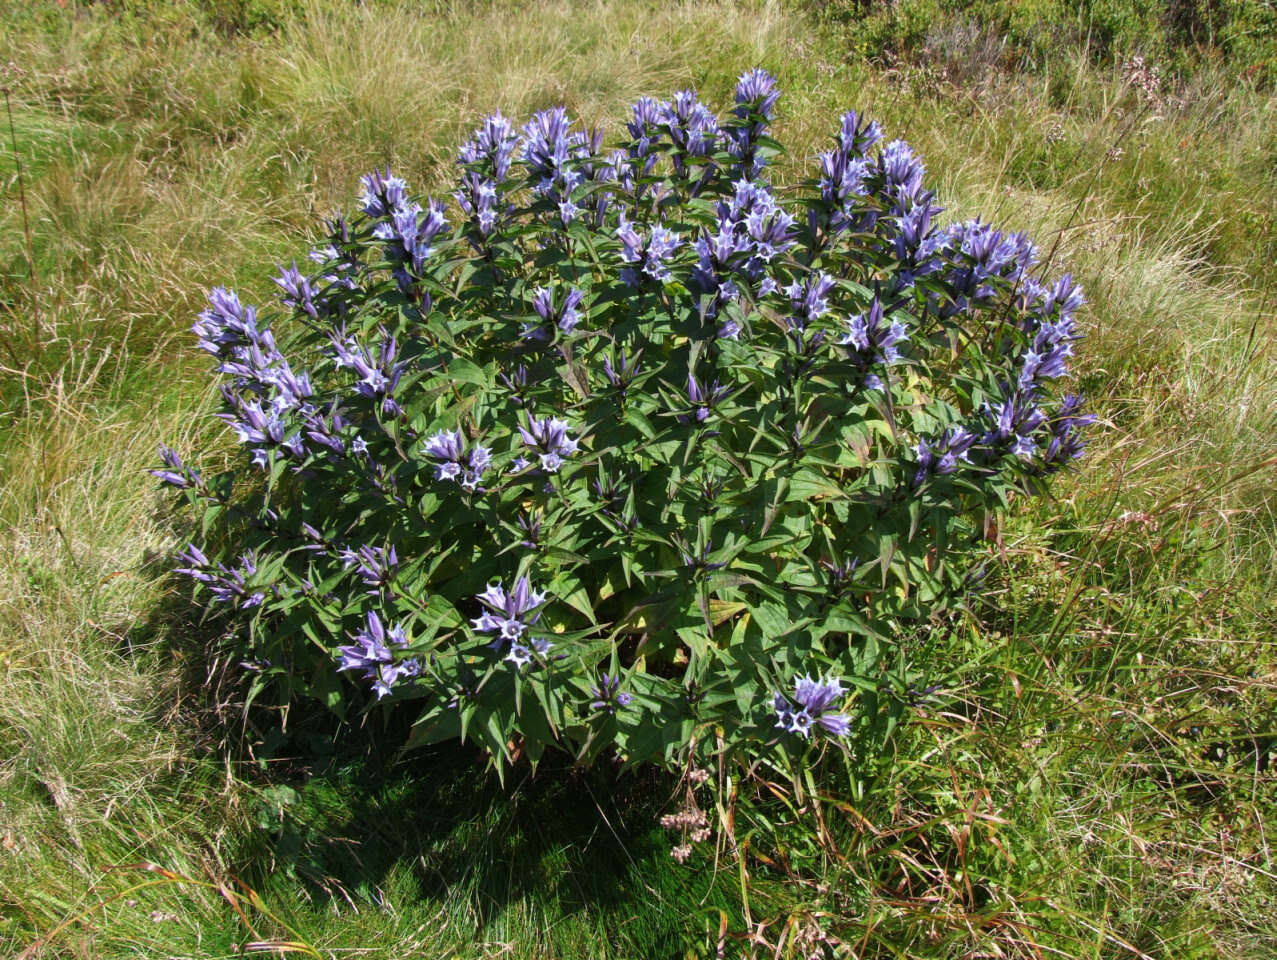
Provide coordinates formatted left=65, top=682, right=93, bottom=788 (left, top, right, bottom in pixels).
left=156, top=70, right=1092, bottom=772
left=818, top=0, right=1277, bottom=82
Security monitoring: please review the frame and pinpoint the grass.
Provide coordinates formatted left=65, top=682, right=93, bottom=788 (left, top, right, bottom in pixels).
left=0, top=0, right=1274, bottom=956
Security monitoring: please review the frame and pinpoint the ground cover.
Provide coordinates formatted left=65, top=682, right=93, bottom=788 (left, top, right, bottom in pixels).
left=1, top=1, right=1273, bottom=956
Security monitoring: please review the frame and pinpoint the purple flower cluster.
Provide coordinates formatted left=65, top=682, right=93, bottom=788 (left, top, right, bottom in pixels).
left=521, top=107, right=599, bottom=226
left=838, top=298, right=909, bottom=390
left=175, top=544, right=265, bottom=608
left=729, top=68, right=779, bottom=179
left=773, top=674, right=853, bottom=738
left=662, top=88, right=721, bottom=177
left=816, top=110, right=945, bottom=278
left=331, top=331, right=406, bottom=417
left=421, top=428, right=491, bottom=491
left=198, top=290, right=314, bottom=409
left=985, top=387, right=1049, bottom=460
left=785, top=271, right=836, bottom=330
left=818, top=109, right=883, bottom=236
left=471, top=576, right=547, bottom=641
left=925, top=218, right=1038, bottom=315
left=526, top=285, right=585, bottom=338
left=1039, top=393, right=1097, bottom=470
left=693, top=179, right=794, bottom=323
left=340, top=543, right=398, bottom=593
left=778, top=272, right=839, bottom=371
left=151, top=444, right=206, bottom=493
left=1016, top=275, right=1084, bottom=393
left=589, top=674, right=633, bottom=715
left=875, top=139, right=932, bottom=219
left=195, top=287, right=317, bottom=471
left=622, top=96, right=664, bottom=185
left=601, top=346, right=641, bottom=398
left=680, top=372, right=733, bottom=424
left=218, top=394, right=305, bottom=468
left=617, top=218, right=681, bottom=287
left=360, top=168, right=448, bottom=293
left=470, top=577, right=551, bottom=669
left=621, top=89, right=720, bottom=192
left=192, top=287, right=262, bottom=359
left=302, top=216, right=361, bottom=315
left=881, top=226, right=1088, bottom=472
left=456, top=112, right=519, bottom=238
left=517, top=415, right=579, bottom=473
left=459, top=112, right=520, bottom=182
left=274, top=262, right=321, bottom=319
left=358, top=168, right=409, bottom=218
left=913, top=426, right=979, bottom=487
left=301, top=401, right=350, bottom=457
left=336, top=610, right=419, bottom=699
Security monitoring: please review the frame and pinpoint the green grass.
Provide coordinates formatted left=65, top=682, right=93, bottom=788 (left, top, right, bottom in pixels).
left=1, top=0, right=1274, bottom=956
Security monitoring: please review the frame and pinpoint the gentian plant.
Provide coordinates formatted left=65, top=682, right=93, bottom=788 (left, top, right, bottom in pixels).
left=157, top=70, right=1093, bottom=771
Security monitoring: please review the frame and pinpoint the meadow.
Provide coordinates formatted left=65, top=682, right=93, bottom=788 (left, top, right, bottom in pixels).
left=1, top=0, right=1274, bottom=956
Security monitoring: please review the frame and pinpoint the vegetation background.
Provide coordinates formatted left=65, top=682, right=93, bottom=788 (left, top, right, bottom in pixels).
left=1, top=0, right=1273, bottom=956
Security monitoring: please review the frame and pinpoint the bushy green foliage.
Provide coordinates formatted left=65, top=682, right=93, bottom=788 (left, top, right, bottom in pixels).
left=159, top=72, right=1091, bottom=773
left=817, top=0, right=1277, bottom=81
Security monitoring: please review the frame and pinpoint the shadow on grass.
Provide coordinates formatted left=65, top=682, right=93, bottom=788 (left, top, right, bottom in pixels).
left=241, top=714, right=751, bottom=954
left=128, top=574, right=746, bottom=956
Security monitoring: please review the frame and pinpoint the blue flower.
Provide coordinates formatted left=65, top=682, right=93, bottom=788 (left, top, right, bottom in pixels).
left=785, top=271, right=836, bottom=329
left=330, top=331, right=406, bottom=416
left=877, top=139, right=927, bottom=214
left=505, top=637, right=552, bottom=672
left=455, top=171, right=504, bottom=238
left=518, top=415, right=579, bottom=471
left=590, top=673, right=633, bottom=714
left=457, top=111, right=519, bottom=183
left=627, top=96, right=666, bottom=173
left=521, top=107, right=595, bottom=224
left=1038, top=394, right=1096, bottom=471
left=529, top=285, right=586, bottom=336
left=817, top=110, right=883, bottom=235
left=733, top=68, right=780, bottom=120
left=176, top=546, right=266, bottom=608
left=729, top=68, right=779, bottom=178
left=471, top=576, right=548, bottom=647
left=274, top=262, right=320, bottom=319
left=773, top=674, right=852, bottom=738
left=340, top=543, right=399, bottom=593
left=151, top=444, right=205, bottom=491
left=422, top=428, right=491, bottom=490
left=679, top=372, right=733, bottom=424
left=984, top=388, right=1047, bottom=455
left=661, top=88, right=720, bottom=175
left=192, top=287, right=267, bottom=361
left=617, top=218, right=682, bottom=286
left=358, top=168, right=409, bottom=218
left=838, top=298, right=908, bottom=388
left=336, top=610, right=418, bottom=699
left=913, top=425, right=978, bottom=487
left=602, top=346, right=641, bottom=397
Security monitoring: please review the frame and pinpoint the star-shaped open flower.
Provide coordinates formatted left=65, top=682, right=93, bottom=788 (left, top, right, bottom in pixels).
left=773, top=674, right=853, bottom=739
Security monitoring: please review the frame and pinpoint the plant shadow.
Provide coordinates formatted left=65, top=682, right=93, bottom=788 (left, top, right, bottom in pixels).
left=126, top=573, right=744, bottom=954
left=257, top=718, right=673, bottom=913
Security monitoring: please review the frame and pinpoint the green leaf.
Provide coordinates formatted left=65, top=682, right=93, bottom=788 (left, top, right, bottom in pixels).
left=748, top=601, right=793, bottom=641
left=442, top=357, right=488, bottom=387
